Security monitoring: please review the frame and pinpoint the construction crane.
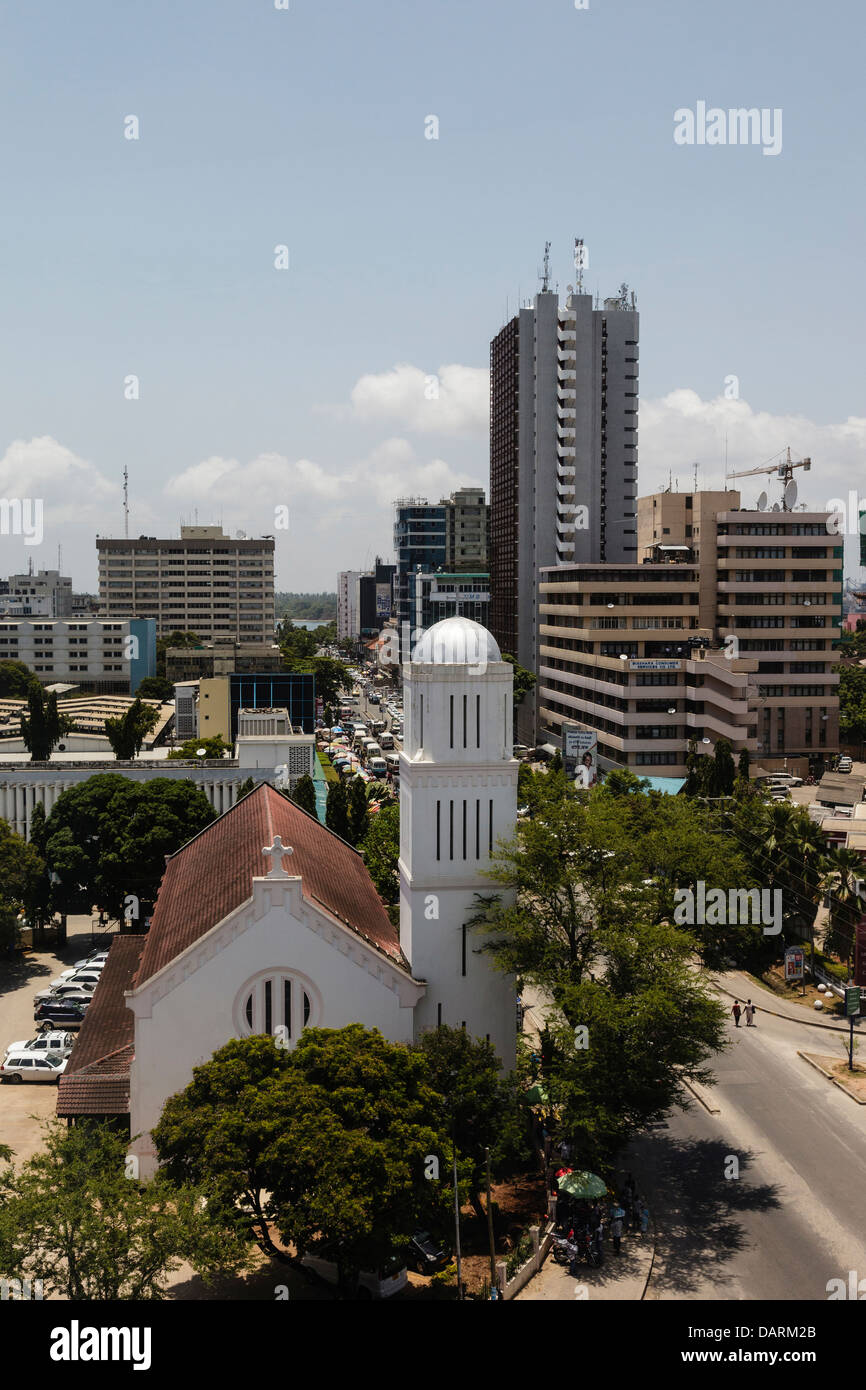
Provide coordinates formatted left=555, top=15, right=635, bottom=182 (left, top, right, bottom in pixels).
left=725, top=447, right=812, bottom=511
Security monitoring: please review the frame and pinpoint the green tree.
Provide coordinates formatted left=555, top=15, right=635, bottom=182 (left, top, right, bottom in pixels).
left=823, top=846, right=864, bottom=966
left=415, top=1025, right=527, bottom=1223
left=325, top=779, right=350, bottom=841
left=167, top=735, right=231, bottom=760
left=835, top=663, right=866, bottom=746
left=502, top=653, right=536, bottom=713
left=104, top=697, right=160, bottom=761
left=290, top=773, right=317, bottom=818
left=737, top=747, right=751, bottom=783
left=136, top=675, right=175, bottom=702
left=236, top=776, right=258, bottom=798
left=20, top=688, right=71, bottom=761
left=153, top=1030, right=452, bottom=1298
left=346, top=776, right=369, bottom=847
left=0, top=659, right=39, bottom=699
left=361, top=802, right=400, bottom=903
left=0, top=819, right=45, bottom=950
left=43, top=775, right=215, bottom=920
left=0, top=1121, right=247, bottom=1300
left=277, top=619, right=318, bottom=662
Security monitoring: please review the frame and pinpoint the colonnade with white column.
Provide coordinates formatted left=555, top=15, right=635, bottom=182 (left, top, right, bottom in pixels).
left=0, top=769, right=247, bottom=839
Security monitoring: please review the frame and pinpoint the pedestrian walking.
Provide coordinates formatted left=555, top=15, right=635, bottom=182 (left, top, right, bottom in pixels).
left=639, top=1202, right=650, bottom=1236
left=610, top=1204, right=625, bottom=1255
left=744, top=999, right=756, bottom=1026
left=731, top=1000, right=742, bottom=1027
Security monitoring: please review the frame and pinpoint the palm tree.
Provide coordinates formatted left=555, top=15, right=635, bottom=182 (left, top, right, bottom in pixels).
left=822, top=846, right=864, bottom=969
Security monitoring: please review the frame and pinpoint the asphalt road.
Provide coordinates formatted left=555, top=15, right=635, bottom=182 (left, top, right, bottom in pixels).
left=634, top=1002, right=866, bottom=1301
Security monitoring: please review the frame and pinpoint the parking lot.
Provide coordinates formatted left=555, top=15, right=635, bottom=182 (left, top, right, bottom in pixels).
left=0, top=916, right=116, bottom=1164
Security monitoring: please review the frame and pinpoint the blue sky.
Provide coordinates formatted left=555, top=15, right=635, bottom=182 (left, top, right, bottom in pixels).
left=0, top=0, right=863, bottom=588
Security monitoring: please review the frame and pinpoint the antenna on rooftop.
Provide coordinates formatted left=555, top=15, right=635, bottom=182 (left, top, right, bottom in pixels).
left=123, top=465, right=129, bottom=539
left=540, top=241, right=551, bottom=292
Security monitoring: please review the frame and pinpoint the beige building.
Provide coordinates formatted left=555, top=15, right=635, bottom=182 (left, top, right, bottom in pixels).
left=639, top=490, right=842, bottom=764
left=538, top=555, right=758, bottom=776
left=165, top=640, right=280, bottom=683
left=97, top=525, right=275, bottom=643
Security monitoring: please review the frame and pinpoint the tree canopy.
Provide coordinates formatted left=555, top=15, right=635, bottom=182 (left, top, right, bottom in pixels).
left=20, top=687, right=71, bottom=761
left=105, top=697, right=160, bottom=761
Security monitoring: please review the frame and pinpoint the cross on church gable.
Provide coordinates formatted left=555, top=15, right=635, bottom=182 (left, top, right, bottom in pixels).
left=262, top=835, right=294, bottom=879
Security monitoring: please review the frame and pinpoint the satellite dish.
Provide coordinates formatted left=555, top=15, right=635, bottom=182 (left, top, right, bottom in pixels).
left=784, top=480, right=798, bottom=509
left=772, top=502, right=781, bottom=512
left=757, top=491, right=768, bottom=512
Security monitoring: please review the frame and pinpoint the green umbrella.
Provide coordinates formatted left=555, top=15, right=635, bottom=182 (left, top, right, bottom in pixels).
left=556, top=1170, right=608, bottom=1199
left=525, top=1082, right=549, bottom=1106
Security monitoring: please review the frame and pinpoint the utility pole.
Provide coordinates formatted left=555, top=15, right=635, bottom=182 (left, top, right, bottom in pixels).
left=485, top=1146, right=498, bottom=1295
left=452, top=1125, right=463, bottom=1300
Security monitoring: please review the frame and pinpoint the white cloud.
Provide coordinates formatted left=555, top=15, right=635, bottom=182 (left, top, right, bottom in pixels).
left=348, top=362, right=488, bottom=435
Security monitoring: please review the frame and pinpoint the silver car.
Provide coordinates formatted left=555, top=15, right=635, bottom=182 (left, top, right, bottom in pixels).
left=5, top=1031, right=74, bottom=1059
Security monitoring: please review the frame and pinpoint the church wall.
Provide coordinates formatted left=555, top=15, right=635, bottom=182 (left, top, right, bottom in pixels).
left=128, top=882, right=418, bottom=1179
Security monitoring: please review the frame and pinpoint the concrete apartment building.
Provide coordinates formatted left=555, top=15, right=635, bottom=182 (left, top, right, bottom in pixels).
left=640, top=489, right=842, bottom=764
left=489, top=268, right=639, bottom=743
left=0, top=569, right=73, bottom=618
left=537, top=554, right=758, bottom=776
left=338, top=559, right=396, bottom=642
left=164, top=640, right=281, bottom=684
left=0, top=617, right=156, bottom=693
left=536, top=487, right=842, bottom=776
left=337, top=570, right=362, bottom=640
left=97, top=525, right=275, bottom=643
left=394, top=490, right=488, bottom=634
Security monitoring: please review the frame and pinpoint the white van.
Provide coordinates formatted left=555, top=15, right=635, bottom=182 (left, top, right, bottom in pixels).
left=385, top=752, right=400, bottom=779
left=365, top=742, right=382, bottom=761
left=379, top=731, right=394, bottom=750
left=369, top=757, right=388, bottom=778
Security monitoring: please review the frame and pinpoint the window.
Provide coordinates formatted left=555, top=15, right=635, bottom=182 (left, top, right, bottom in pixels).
left=235, top=971, right=319, bottom=1043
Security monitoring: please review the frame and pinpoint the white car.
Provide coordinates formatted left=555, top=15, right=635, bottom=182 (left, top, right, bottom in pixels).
left=72, top=951, right=109, bottom=971
left=1, top=1053, right=68, bottom=1083
left=5, top=1031, right=74, bottom=1058
left=33, top=982, right=96, bottom=1006
left=51, top=968, right=103, bottom=988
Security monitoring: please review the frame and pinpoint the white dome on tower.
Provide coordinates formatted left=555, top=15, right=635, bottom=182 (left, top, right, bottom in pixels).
left=411, top=616, right=501, bottom=666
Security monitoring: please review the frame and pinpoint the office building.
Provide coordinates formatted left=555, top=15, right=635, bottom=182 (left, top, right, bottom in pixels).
left=2, top=569, right=73, bottom=618
left=198, top=671, right=316, bottom=744
left=0, top=617, right=156, bottom=694
left=97, top=525, right=275, bottom=643
left=408, top=570, right=491, bottom=635
left=337, top=571, right=362, bottom=641
left=536, top=487, right=842, bottom=776
left=394, top=489, right=488, bottom=634
left=490, top=261, right=639, bottom=742
left=164, top=641, right=281, bottom=684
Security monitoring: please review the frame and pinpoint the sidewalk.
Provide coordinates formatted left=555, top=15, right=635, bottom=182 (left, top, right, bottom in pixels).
left=711, top=968, right=858, bottom=1034
left=516, top=1228, right=654, bottom=1301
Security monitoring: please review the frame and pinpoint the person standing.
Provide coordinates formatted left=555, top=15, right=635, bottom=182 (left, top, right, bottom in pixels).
left=731, top=1000, right=742, bottom=1027
left=610, top=1204, right=625, bottom=1255
left=639, top=1201, right=650, bottom=1236
left=744, top=1000, right=756, bottom=1026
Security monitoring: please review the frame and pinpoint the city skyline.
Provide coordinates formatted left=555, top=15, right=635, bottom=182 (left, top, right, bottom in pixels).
left=0, top=0, right=863, bottom=590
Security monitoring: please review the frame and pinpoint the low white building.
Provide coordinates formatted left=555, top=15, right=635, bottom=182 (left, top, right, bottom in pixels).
left=0, top=617, right=156, bottom=692
left=234, top=707, right=316, bottom=788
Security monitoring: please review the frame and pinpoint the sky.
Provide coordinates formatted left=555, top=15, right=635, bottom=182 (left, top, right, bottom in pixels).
left=0, top=0, right=863, bottom=590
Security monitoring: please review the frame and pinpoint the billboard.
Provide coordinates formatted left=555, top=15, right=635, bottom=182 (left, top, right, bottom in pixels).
left=784, top=945, right=804, bottom=982
left=376, top=583, right=392, bottom=619
left=563, top=724, right=598, bottom=788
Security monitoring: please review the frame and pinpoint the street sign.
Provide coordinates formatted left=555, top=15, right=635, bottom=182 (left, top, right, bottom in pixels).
left=845, top=986, right=861, bottom=1018
left=784, top=946, right=805, bottom=982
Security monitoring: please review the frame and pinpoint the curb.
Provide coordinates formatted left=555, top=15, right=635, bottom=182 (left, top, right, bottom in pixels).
left=798, top=1051, right=866, bottom=1104
left=680, top=1075, right=721, bottom=1115
left=639, top=1224, right=658, bottom=1301
left=712, top=977, right=859, bottom=1035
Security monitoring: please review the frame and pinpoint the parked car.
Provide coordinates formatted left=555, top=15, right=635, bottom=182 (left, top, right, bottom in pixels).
left=50, top=969, right=103, bottom=989
left=5, top=1031, right=74, bottom=1059
left=1, top=1053, right=68, bottom=1083
left=299, top=1251, right=407, bottom=1299
left=33, top=982, right=96, bottom=1006
left=408, top=1230, right=451, bottom=1274
left=33, top=999, right=88, bottom=1028
left=71, top=950, right=109, bottom=971
left=838, top=756, right=853, bottom=773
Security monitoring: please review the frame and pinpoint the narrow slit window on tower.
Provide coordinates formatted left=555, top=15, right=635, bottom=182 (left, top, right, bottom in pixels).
left=488, top=799, right=493, bottom=855
left=436, top=800, right=441, bottom=860
left=475, top=799, right=480, bottom=858
left=420, top=694, right=424, bottom=747
left=284, top=979, right=292, bottom=1038
left=462, top=799, right=467, bottom=858
left=449, top=695, right=454, bottom=748
left=437, top=1003, right=442, bottom=1028
left=463, top=693, right=467, bottom=747
left=476, top=693, right=480, bottom=748
left=264, top=979, right=272, bottom=1038
left=461, top=923, right=467, bottom=976
left=449, top=800, right=454, bottom=859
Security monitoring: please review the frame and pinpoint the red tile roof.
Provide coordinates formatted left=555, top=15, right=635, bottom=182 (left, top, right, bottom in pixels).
left=56, top=937, right=144, bottom=1117
left=136, top=783, right=404, bottom=986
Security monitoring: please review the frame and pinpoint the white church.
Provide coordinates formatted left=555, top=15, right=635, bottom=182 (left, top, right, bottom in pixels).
left=57, top=617, right=519, bottom=1179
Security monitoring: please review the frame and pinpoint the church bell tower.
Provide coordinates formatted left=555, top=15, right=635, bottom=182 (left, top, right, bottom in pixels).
left=398, top=616, right=518, bottom=1068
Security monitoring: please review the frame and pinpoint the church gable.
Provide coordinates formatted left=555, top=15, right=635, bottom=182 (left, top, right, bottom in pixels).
left=135, top=783, right=405, bottom=986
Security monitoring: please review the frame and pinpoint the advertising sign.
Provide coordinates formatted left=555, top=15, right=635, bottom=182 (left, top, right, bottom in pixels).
left=784, top=945, right=804, bottom=982
left=375, top=584, right=391, bottom=618
left=628, top=659, right=681, bottom=672
left=562, top=725, right=598, bottom=788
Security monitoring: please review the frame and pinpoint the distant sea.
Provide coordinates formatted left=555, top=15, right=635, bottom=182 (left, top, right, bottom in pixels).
left=292, top=619, right=330, bottom=630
